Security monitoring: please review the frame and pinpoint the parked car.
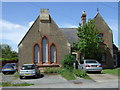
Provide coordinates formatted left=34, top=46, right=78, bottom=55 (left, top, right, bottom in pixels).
left=78, top=59, right=102, bottom=73
left=10, top=63, right=18, bottom=71
left=19, top=64, right=40, bottom=79
left=2, top=63, right=16, bottom=74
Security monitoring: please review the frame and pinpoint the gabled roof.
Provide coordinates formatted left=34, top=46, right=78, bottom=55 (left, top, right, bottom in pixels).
left=60, top=28, right=78, bottom=44
left=18, top=16, right=40, bottom=46
left=94, top=12, right=112, bottom=32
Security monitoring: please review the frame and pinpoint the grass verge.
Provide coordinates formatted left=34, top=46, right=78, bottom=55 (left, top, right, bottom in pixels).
left=60, top=69, right=76, bottom=80
left=0, top=82, right=34, bottom=87
left=13, top=72, right=20, bottom=79
left=102, top=68, right=120, bottom=76
left=44, top=67, right=90, bottom=80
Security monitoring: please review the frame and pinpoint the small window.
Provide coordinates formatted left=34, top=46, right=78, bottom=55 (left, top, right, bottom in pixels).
left=101, top=54, right=106, bottom=63
left=98, top=33, right=103, bottom=42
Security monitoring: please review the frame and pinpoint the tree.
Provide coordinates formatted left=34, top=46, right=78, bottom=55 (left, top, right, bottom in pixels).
left=0, top=44, right=18, bottom=61
left=73, top=19, right=101, bottom=59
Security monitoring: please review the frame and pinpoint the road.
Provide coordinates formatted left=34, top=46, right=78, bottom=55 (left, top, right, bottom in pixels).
left=0, top=73, right=119, bottom=88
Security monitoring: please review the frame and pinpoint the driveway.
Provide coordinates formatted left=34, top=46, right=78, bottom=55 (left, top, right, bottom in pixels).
left=1, top=73, right=119, bottom=88
left=87, top=73, right=118, bottom=82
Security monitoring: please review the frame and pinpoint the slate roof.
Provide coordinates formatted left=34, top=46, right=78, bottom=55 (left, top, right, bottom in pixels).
left=60, top=28, right=78, bottom=44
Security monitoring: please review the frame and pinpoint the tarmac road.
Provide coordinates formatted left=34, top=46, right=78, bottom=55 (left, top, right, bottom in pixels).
left=0, top=73, right=119, bottom=88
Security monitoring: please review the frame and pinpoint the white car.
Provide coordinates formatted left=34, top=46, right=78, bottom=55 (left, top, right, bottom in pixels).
left=78, top=59, right=102, bottom=73
left=19, top=64, right=40, bottom=79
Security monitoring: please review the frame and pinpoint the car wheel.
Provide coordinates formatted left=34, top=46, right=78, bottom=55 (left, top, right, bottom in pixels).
left=20, top=76, right=23, bottom=79
left=98, top=71, right=101, bottom=74
left=3, top=72, right=6, bottom=75
left=34, top=73, right=37, bottom=79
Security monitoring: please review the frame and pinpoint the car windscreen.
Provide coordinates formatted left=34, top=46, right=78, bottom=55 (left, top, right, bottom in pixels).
left=21, top=65, right=35, bottom=70
left=4, top=65, right=13, bottom=68
left=86, top=60, right=98, bottom=63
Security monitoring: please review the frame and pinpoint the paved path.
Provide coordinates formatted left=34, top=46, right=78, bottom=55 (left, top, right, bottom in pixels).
left=88, top=73, right=118, bottom=82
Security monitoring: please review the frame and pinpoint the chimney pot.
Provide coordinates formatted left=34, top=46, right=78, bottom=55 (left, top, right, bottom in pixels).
left=81, top=11, right=86, bottom=26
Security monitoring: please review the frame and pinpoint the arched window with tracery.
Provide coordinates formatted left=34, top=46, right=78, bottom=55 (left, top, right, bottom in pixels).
left=50, top=44, right=56, bottom=63
left=34, top=44, right=40, bottom=64
left=42, top=37, right=48, bottom=63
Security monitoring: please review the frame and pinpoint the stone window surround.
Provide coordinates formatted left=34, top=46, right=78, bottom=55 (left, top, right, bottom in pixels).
left=32, top=35, right=58, bottom=65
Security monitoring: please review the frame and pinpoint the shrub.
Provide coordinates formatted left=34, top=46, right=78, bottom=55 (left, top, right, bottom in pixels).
left=0, top=57, right=18, bottom=61
left=74, top=69, right=87, bottom=78
left=61, top=55, right=74, bottom=70
left=44, top=67, right=60, bottom=74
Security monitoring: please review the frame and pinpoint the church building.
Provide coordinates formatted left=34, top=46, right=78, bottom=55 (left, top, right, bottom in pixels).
left=18, top=9, right=114, bottom=69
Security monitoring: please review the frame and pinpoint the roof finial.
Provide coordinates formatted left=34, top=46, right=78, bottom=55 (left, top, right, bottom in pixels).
left=97, top=8, right=99, bottom=13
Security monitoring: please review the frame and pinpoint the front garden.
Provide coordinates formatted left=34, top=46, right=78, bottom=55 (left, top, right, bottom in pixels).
left=44, top=55, right=91, bottom=80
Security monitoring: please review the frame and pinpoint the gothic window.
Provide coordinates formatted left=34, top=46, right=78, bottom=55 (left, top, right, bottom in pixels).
left=34, top=44, right=40, bottom=64
left=50, top=44, right=56, bottom=63
left=42, top=37, right=48, bottom=63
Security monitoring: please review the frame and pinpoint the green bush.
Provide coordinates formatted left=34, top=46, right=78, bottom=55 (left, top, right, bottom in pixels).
left=61, top=55, right=74, bottom=70
left=74, top=69, right=87, bottom=77
left=44, top=67, right=60, bottom=74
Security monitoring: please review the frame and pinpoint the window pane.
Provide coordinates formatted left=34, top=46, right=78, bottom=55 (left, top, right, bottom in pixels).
left=42, top=37, right=48, bottom=63
left=34, top=45, right=39, bottom=64
left=86, top=60, right=98, bottom=63
left=50, top=45, right=56, bottom=63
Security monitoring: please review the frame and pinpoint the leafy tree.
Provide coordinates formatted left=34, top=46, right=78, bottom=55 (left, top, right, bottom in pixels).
left=0, top=44, right=18, bottom=61
left=73, top=19, right=101, bottom=59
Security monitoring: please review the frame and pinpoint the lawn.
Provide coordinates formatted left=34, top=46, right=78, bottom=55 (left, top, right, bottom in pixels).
left=102, top=68, right=120, bottom=76
left=0, top=82, right=34, bottom=87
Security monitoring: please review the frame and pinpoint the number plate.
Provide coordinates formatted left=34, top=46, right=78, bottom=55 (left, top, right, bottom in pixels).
left=24, top=74, right=30, bottom=75
left=92, top=65, right=97, bottom=67
left=6, top=69, right=10, bottom=70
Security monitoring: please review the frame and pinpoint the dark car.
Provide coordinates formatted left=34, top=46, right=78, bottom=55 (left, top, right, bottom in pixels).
left=2, top=63, right=17, bottom=74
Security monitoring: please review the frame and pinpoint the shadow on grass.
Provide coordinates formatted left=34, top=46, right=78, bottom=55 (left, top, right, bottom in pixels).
left=87, top=71, right=104, bottom=74
left=21, top=74, right=44, bottom=80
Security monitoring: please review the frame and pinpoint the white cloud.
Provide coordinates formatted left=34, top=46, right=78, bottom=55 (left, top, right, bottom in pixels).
left=0, top=20, right=29, bottom=51
left=29, top=21, right=34, bottom=27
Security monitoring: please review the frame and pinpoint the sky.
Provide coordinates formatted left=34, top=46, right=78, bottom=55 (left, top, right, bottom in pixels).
left=1, top=2, right=119, bottom=52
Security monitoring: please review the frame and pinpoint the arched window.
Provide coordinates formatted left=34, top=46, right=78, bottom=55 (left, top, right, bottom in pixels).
left=42, top=37, right=48, bottom=63
left=34, top=44, right=40, bottom=64
left=50, top=44, right=56, bottom=63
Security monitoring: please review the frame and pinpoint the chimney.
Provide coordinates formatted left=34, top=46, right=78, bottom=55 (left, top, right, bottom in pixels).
left=81, top=11, right=86, bottom=26
left=40, top=9, right=50, bottom=22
